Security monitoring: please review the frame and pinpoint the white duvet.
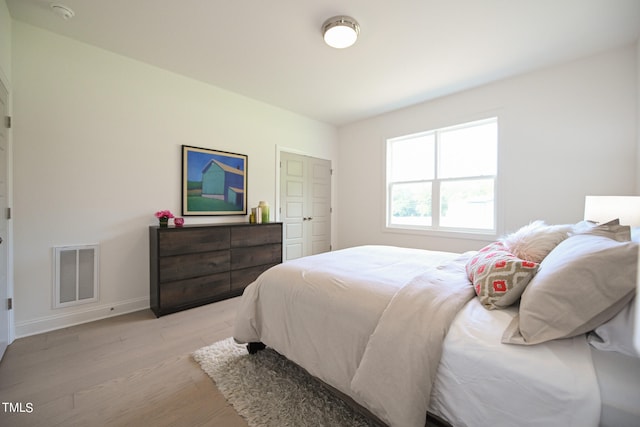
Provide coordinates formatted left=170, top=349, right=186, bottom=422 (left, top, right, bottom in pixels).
left=430, top=299, right=600, bottom=427
left=233, top=245, right=600, bottom=427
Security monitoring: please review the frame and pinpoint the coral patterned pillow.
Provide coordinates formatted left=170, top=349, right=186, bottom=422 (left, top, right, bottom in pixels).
left=466, top=242, right=539, bottom=310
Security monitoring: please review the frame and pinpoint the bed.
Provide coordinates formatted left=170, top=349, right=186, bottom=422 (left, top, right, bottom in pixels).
left=233, top=219, right=639, bottom=427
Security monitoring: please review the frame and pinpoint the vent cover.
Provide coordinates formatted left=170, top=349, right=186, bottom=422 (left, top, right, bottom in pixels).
left=53, top=244, right=99, bottom=308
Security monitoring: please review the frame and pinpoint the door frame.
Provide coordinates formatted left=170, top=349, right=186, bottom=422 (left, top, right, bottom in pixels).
left=275, top=146, right=334, bottom=257
left=0, top=69, right=13, bottom=354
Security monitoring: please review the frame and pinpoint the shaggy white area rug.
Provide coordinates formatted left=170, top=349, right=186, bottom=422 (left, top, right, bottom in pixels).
left=193, top=337, right=375, bottom=427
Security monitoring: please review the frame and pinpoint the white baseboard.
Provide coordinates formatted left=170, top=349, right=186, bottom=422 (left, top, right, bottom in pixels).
left=15, top=297, right=150, bottom=338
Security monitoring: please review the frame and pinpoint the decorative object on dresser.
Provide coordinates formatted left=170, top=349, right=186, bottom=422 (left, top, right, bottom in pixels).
left=154, top=209, right=175, bottom=227
left=182, top=145, right=248, bottom=216
left=258, top=200, right=270, bottom=223
left=149, top=222, right=282, bottom=317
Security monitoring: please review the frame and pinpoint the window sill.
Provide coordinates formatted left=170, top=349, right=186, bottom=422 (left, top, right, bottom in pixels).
left=384, top=225, right=498, bottom=241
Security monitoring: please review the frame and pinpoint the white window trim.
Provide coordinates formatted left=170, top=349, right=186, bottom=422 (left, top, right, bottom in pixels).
left=384, top=117, right=499, bottom=239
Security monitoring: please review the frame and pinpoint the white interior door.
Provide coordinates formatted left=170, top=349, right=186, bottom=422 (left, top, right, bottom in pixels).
left=308, top=156, right=331, bottom=255
left=0, top=80, right=9, bottom=360
left=280, top=152, right=331, bottom=261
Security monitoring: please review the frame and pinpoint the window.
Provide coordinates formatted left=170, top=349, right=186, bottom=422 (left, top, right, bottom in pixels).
left=386, top=117, right=497, bottom=234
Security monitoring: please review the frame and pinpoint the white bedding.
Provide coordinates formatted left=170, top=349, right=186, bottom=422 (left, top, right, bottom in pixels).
left=430, top=298, right=600, bottom=427
left=590, top=346, right=640, bottom=427
left=234, top=245, right=459, bottom=418
left=233, top=245, right=601, bottom=427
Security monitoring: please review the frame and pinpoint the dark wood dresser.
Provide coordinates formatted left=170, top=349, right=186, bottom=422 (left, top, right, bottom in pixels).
left=149, top=222, right=282, bottom=317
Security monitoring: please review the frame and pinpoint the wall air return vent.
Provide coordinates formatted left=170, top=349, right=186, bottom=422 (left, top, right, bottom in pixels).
left=53, top=244, right=99, bottom=308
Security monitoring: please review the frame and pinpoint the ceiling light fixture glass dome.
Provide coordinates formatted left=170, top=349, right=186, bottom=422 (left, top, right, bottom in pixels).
left=322, top=16, right=360, bottom=49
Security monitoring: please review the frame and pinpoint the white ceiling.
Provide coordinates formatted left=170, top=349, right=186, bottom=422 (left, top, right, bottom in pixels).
left=7, top=0, right=640, bottom=126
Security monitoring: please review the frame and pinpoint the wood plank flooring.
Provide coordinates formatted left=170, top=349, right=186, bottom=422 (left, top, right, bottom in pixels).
left=0, top=297, right=249, bottom=427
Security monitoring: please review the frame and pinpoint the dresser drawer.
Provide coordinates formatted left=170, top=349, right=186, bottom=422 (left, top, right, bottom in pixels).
left=231, top=224, right=282, bottom=247
left=159, top=272, right=230, bottom=310
left=159, top=250, right=230, bottom=283
left=231, top=263, right=279, bottom=292
left=159, top=228, right=230, bottom=256
left=231, top=243, right=282, bottom=270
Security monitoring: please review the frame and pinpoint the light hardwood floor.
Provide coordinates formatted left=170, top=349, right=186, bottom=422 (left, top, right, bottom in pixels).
left=0, top=297, right=249, bottom=427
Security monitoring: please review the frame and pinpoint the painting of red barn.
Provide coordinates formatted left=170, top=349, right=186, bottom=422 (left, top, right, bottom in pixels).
left=182, top=145, right=248, bottom=215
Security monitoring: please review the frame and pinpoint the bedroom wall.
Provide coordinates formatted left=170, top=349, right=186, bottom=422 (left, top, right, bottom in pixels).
left=337, top=44, right=637, bottom=253
left=11, top=21, right=338, bottom=337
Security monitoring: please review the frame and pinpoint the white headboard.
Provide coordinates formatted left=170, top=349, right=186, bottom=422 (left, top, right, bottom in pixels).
left=584, top=196, right=640, bottom=227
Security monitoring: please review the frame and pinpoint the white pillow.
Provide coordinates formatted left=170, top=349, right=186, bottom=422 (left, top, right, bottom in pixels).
left=500, top=220, right=572, bottom=263
left=573, top=218, right=631, bottom=242
left=502, top=234, right=638, bottom=345
left=589, top=297, right=639, bottom=358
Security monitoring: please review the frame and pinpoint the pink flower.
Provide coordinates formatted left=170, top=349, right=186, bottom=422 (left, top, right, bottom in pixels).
left=154, top=210, right=175, bottom=219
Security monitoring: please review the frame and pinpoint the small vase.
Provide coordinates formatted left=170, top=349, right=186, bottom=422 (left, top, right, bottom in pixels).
left=159, top=217, right=169, bottom=228
left=259, top=201, right=269, bottom=223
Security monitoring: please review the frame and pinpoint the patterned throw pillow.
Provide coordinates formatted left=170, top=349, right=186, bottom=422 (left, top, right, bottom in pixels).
left=466, top=242, right=540, bottom=310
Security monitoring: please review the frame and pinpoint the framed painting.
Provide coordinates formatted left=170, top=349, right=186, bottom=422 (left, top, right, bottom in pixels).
left=181, top=145, right=248, bottom=216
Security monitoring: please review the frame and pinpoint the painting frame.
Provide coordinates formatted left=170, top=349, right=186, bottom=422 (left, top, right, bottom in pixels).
left=181, top=145, right=248, bottom=216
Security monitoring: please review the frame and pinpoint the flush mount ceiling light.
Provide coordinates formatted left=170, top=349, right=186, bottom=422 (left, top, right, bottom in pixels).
left=50, top=3, right=75, bottom=20
left=322, top=16, right=360, bottom=49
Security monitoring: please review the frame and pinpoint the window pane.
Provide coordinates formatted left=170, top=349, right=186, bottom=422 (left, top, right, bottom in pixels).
left=389, top=134, right=435, bottom=182
left=439, top=120, right=497, bottom=179
left=440, top=179, right=494, bottom=229
left=390, top=182, right=432, bottom=226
